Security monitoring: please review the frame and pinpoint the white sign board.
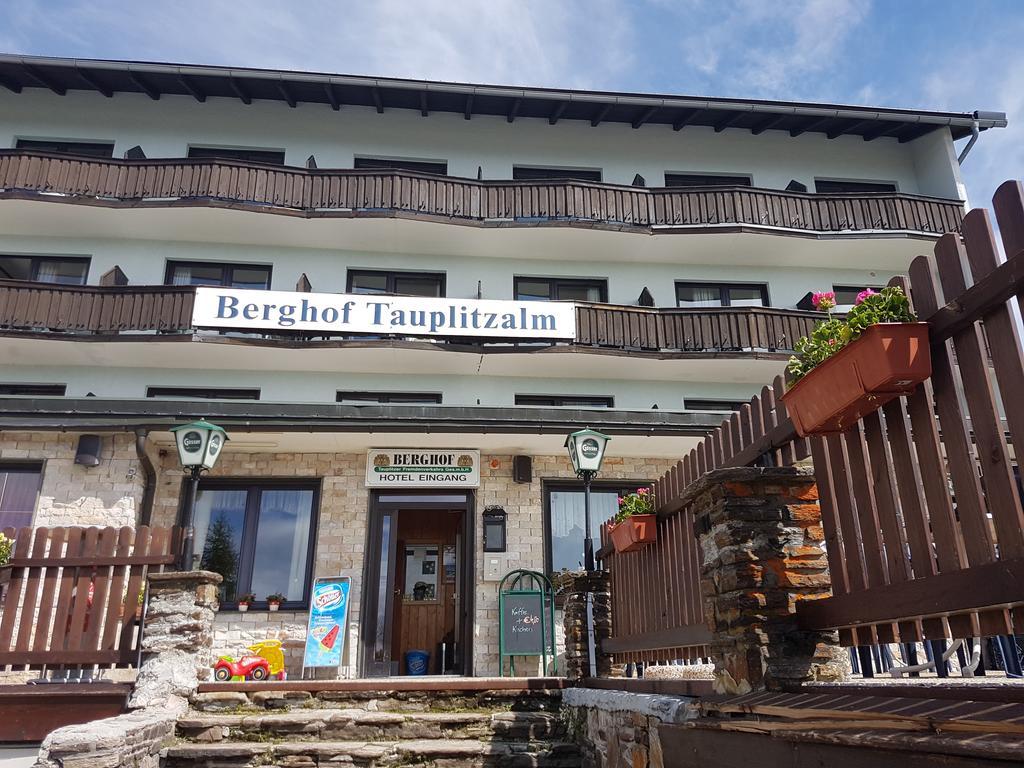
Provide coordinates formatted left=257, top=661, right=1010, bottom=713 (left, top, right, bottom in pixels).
left=192, top=287, right=576, bottom=340
left=366, top=449, right=481, bottom=488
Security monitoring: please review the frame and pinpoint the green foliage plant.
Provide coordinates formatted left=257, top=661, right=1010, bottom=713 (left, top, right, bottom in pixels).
left=613, top=488, right=655, bottom=524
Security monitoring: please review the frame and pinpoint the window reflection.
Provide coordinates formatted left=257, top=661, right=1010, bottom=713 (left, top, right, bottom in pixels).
left=548, top=488, right=622, bottom=572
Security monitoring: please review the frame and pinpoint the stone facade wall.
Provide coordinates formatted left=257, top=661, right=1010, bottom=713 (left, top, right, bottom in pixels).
left=0, top=431, right=143, bottom=528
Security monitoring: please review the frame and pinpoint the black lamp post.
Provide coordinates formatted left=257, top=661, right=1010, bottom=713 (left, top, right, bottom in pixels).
left=170, top=420, right=229, bottom=571
left=564, top=427, right=611, bottom=572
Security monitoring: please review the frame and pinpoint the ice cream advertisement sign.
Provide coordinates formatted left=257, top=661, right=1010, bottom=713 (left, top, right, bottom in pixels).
left=302, top=577, right=351, bottom=670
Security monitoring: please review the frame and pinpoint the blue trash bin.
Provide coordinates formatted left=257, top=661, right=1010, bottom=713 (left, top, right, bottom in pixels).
left=405, top=649, right=430, bottom=675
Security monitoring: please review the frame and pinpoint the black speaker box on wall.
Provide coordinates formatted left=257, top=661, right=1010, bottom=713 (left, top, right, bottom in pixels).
left=74, top=434, right=103, bottom=467
left=512, top=455, right=532, bottom=484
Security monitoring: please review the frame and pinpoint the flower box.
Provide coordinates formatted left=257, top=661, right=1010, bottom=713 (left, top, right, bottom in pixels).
left=609, top=514, right=657, bottom=554
left=781, top=322, right=931, bottom=437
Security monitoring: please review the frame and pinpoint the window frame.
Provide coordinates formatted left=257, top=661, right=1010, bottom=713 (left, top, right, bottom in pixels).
left=146, top=387, right=260, bottom=401
left=345, top=269, right=447, bottom=297
left=512, top=165, right=603, bottom=183
left=0, top=383, right=66, bottom=397
left=186, top=478, right=321, bottom=610
left=543, top=479, right=653, bottom=579
left=514, top=394, right=615, bottom=408
left=336, top=391, right=443, bottom=404
left=663, top=172, right=753, bottom=188
left=674, top=281, right=770, bottom=308
left=831, top=284, right=886, bottom=310
left=0, top=461, right=44, bottom=529
left=513, top=276, right=608, bottom=303
left=15, top=138, right=114, bottom=158
left=164, top=260, right=272, bottom=290
left=0, top=255, right=90, bottom=285
left=186, top=146, right=286, bottom=165
left=813, top=178, right=899, bottom=194
left=684, top=398, right=748, bottom=412
left=353, top=156, right=449, bottom=176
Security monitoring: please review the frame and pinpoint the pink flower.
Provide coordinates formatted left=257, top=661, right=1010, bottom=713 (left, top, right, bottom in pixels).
left=637, top=488, right=649, bottom=495
left=811, top=291, right=836, bottom=311
left=617, top=497, right=624, bottom=504
left=828, top=338, right=837, bottom=345
left=855, top=288, right=877, bottom=305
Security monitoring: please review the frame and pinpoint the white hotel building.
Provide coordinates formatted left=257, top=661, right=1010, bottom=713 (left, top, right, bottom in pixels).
left=0, top=54, right=1004, bottom=677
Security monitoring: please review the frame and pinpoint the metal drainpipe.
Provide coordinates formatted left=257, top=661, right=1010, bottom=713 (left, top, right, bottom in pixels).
left=134, top=427, right=157, bottom=526
left=957, top=120, right=980, bottom=165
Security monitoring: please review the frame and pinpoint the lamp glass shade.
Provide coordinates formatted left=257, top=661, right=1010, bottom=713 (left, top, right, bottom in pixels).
left=170, top=420, right=229, bottom=471
left=564, top=428, right=610, bottom=474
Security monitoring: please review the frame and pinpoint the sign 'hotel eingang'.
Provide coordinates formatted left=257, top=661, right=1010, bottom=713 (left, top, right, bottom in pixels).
left=192, top=287, right=577, bottom=340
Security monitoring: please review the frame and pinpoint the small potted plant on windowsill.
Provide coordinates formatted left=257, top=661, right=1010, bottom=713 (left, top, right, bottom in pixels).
left=266, top=593, right=285, bottom=612
left=781, top=287, right=931, bottom=437
left=0, top=532, right=13, bottom=600
left=236, top=593, right=255, bottom=612
left=608, top=488, right=657, bottom=554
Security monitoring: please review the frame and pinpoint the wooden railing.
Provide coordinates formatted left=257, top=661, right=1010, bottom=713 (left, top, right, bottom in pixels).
left=0, top=526, right=180, bottom=669
left=604, top=180, right=1024, bottom=662
left=0, top=279, right=820, bottom=355
left=0, top=150, right=965, bottom=235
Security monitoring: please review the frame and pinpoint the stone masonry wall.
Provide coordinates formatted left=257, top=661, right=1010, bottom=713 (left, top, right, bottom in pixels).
left=0, top=431, right=143, bottom=528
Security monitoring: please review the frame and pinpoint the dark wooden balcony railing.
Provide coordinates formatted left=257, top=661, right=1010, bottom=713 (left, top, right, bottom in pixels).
left=0, top=150, right=964, bottom=235
left=0, top=280, right=820, bottom=355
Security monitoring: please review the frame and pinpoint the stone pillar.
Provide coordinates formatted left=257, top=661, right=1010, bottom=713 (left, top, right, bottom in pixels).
left=691, top=467, right=846, bottom=693
left=129, top=570, right=223, bottom=709
left=562, top=571, right=612, bottom=680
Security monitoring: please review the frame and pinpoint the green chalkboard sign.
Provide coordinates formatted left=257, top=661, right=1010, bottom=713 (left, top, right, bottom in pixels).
left=497, top=570, right=556, bottom=676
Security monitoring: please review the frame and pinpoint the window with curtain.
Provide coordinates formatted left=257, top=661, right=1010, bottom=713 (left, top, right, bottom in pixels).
left=675, top=281, right=769, bottom=307
left=0, top=256, right=89, bottom=285
left=346, top=269, right=445, bottom=297
left=0, top=464, right=42, bottom=528
left=165, top=261, right=271, bottom=289
left=192, top=482, right=318, bottom=607
left=545, top=483, right=648, bottom=573
left=514, top=276, right=608, bottom=303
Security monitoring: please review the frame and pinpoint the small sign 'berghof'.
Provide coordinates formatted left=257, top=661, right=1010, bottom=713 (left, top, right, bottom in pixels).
left=366, top=449, right=481, bottom=488
left=192, top=287, right=576, bottom=340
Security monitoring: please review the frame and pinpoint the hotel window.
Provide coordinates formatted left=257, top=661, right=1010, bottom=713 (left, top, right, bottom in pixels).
left=353, top=157, right=448, bottom=176
left=165, top=261, right=272, bottom=290
left=0, top=463, right=42, bottom=529
left=192, top=481, right=319, bottom=607
left=545, top=482, right=648, bottom=573
left=347, top=270, right=445, bottom=297
left=337, top=391, right=443, bottom=404
left=146, top=387, right=260, bottom=400
left=187, top=146, right=285, bottom=165
left=814, top=179, right=897, bottom=194
left=16, top=138, right=114, bottom=158
left=664, top=172, right=753, bottom=188
left=0, top=255, right=89, bottom=285
left=684, top=398, right=747, bottom=412
left=515, top=394, right=614, bottom=408
left=514, top=277, right=607, bottom=303
left=675, top=282, right=768, bottom=308
left=512, top=166, right=602, bottom=182
left=0, top=383, right=66, bottom=396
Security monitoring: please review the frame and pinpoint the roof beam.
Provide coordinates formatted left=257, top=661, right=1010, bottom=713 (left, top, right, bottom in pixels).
left=826, top=118, right=871, bottom=139
left=229, top=77, right=251, bottom=105
left=0, top=73, right=22, bottom=94
left=22, top=65, right=66, bottom=95
left=507, top=98, right=521, bottom=123
left=590, top=103, right=613, bottom=127
left=277, top=80, right=297, bottom=108
left=672, top=108, right=701, bottom=131
left=750, top=114, right=786, bottom=136
left=420, top=91, right=429, bottom=117
left=862, top=122, right=904, bottom=141
left=713, top=112, right=743, bottom=133
left=631, top=106, right=658, bottom=129
left=464, top=93, right=473, bottom=120
left=179, top=75, right=206, bottom=103
left=371, top=87, right=383, bottom=113
left=76, top=68, right=113, bottom=97
left=324, top=83, right=340, bottom=110
left=789, top=116, right=829, bottom=137
left=548, top=101, right=568, bottom=125
left=128, top=71, right=160, bottom=100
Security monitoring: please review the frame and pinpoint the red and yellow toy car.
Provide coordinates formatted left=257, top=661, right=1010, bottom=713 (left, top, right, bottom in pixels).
left=213, top=653, right=270, bottom=682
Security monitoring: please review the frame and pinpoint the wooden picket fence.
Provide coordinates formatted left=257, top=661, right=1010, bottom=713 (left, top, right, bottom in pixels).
left=0, top=526, right=180, bottom=670
left=603, top=179, right=1024, bottom=662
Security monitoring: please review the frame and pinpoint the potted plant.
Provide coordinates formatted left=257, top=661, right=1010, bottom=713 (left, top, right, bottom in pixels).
left=236, top=593, right=255, bottom=612
left=266, top=593, right=285, bottom=612
left=782, top=287, right=931, bottom=437
left=608, top=488, right=657, bottom=554
left=0, top=532, right=12, bottom=601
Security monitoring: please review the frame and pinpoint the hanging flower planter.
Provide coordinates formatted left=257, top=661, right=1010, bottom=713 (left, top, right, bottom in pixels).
left=782, top=288, right=931, bottom=437
left=608, top=488, right=658, bottom=554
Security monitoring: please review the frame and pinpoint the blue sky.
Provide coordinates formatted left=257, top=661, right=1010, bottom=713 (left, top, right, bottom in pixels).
left=0, top=0, right=1020, bottom=208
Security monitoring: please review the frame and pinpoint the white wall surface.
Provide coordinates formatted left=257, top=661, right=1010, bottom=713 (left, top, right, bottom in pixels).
left=0, top=89, right=962, bottom=198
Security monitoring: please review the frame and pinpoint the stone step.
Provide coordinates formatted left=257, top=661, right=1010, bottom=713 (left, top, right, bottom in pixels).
left=162, top=738, right=582, bottom=768
left=191, top=688, right=564, bottom=714
left=177, top=708, right=564, bottom=742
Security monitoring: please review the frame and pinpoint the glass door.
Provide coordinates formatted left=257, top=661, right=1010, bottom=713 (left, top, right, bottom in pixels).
left=363, top=508, right=399, bottom=677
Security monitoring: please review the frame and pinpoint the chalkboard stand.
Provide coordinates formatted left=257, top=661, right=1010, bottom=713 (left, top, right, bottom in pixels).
left=497, top=569, right=557, bottom=677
